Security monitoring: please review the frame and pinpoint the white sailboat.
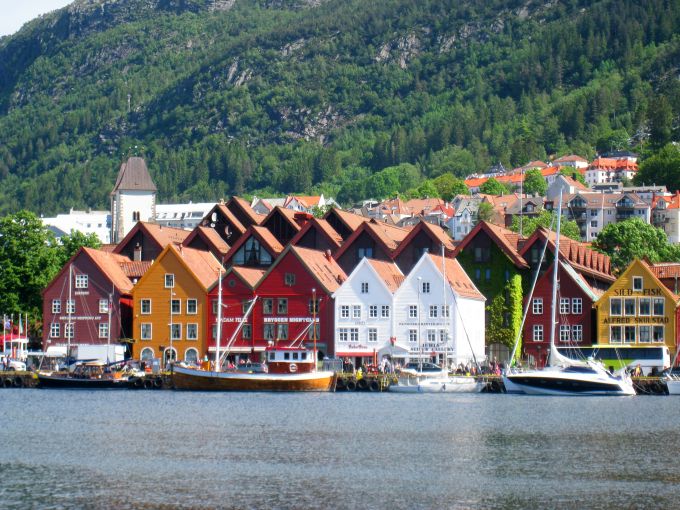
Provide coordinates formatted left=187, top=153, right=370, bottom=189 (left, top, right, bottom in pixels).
left=390, top=246, right=484, bottom=393
left=503, top=191, right=635, bottom=396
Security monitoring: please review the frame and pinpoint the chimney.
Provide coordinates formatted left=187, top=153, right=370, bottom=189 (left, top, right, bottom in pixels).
left=179, top=245, right=183, bottom=256
left=134, top=242, right=142, bottom=262
left=325, top=249, right=332, bottom=261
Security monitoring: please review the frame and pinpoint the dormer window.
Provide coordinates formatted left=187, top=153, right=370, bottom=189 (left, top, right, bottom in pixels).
left=165, top=274, right=175, bottom=288
left=75, top=274, right=88, bottom=289
left=633, top=277, right=643, bottom=292
left=284, top=273, right=296, bottom=286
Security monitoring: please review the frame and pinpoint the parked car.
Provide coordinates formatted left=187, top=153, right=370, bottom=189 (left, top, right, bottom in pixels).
left=1, top=357, right=27, bottom=371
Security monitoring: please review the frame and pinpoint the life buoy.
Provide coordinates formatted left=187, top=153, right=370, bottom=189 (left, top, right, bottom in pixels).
left=336, top=378, right=346, bottom=390
left=289, top=363, right=298, bottom=373
left=153, top=378, right=162, bottom=389
left=2, top=378, right=12, bottom=388
left=133, top=378, right=144, bottom=389
left=345, top=379, right=357, bottom=391
left=369, top=380, right=380, bottom=392
left=13, top=377, right=23, bottom=388
left=143, top=378, right=154, bottom=389
left=357, top=378, right=369, bottom=391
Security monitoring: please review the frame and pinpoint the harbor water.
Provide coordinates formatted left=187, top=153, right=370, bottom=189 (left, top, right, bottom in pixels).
left=1, top=390, right=679, bottom=509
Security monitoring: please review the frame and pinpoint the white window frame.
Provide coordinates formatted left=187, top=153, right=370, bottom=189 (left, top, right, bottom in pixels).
left=66, top=299, right=75, bottom=314
left=141, top=323, right=152, bottom=340
left=441, top=305, right=450, bottom=318
left=409, top=329, right=417, bottom=343
left=339, top=328, right=348, bottom=342
left=422, top=281, right=431, bottom=294
left=639, top=298, right=651, bottom=316
left=141, top=299, right=151, bottom=315
left=571, top=298, right=582, bottom=315
left=171, top=298, right=181, bottom=315
left=369, top=305, right=378, bottom=318
left=75, top=274, right=88, bottom=289
left=352, top=305, right=361, bottom=319
left=186, top=323, right=198, bottom=340
left=653, top=298, right=665, bottom=316
left=381, top=305, right=390, bottom=318
left=532, top=298, right=543, bottom=315
left=349, top=328, right=359, bottom=342
left=532, top=325, right=543, bottom=342
left=340, top=305, right=350, bottom=319
left=99, top=299, right=109, bottom=314
left=623, top=298, right=636, bottom=316
left=632, top=276, right=643, bottom=292
left=639, top=325, right=651, bottom=343
left=652, top=325, right=664, bottom=342
left=65, top=323, right=74, bottom=339
left=572, top=325, right=583, bottom=342
left=429, top=305, right=438, bottom=318
left=165, top=274, right=175, bottom=288
left=610, top=325, right=622, bottom=343
left=98, top=323, right=109, bottom=339
left=50, top=323, right=60, bottom=338
left=610, top=298, right=622, bottom=316
left=559, top=325, right=570, bottom=342
left=368, top=328, right=377, bottom=343
left=52, top=300, right=61, bottom=314
left=408, top=305, right=418, bottom=318
left=186, top=299, right=198, bottom=315
left=559, top=298, right=570, bottom=314
left=171, top=323, right=181, bottom=340
left=361, top=282, right=369, bottom=294
left=624, top=325, right=636, bottom=343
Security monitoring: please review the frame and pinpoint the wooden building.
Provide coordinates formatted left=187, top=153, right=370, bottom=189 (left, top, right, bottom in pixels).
left=392, top=221, right=455, bottom=274
left=113, top=221, right=190, bottom=262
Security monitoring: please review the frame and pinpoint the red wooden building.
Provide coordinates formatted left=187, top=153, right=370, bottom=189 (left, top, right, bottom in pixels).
left=253, top=245, right=347, bottom=359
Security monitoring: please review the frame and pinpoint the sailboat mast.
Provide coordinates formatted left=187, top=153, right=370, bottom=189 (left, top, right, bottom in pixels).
left=107, top=291, right=112, bottom=362
left=548, top=190, right=563, bottom=366
left=67, top=265, right=73, bottom=361
left=215, top=266, right=223, bottom=372
left=441, top=243, right=448, bottom=371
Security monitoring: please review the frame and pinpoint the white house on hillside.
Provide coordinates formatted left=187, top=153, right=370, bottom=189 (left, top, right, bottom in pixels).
left=110, top=157, right=157, bottom=243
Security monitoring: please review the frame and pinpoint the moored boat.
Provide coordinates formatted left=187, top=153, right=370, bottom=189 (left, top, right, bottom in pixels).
left=172, top=346, right=336, bottom=391
left=37, top=361, right=132, bottom=389
left=389, top=369, right=483, bottom=393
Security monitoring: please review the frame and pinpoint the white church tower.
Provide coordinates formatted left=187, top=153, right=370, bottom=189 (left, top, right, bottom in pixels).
left=110, top=156, right=157, bottom=243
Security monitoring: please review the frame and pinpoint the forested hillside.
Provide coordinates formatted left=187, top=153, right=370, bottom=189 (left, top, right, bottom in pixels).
left=0, top=0, right=679, bottom=215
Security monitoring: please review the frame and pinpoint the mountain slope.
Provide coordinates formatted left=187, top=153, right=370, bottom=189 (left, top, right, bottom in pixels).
left=0, top=0, right=678, bottom=215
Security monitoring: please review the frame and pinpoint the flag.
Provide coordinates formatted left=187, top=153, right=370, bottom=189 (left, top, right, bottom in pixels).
left=18, top=315, right=23, bottom=335
left=3, top=315, right=8, bottom=331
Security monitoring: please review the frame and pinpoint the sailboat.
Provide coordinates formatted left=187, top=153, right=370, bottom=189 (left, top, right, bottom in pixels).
left=503, top=192, right=635, bottom=396
left=390, top=246, right=484, bottom=393
left=172, top=270, right=336, bottom=392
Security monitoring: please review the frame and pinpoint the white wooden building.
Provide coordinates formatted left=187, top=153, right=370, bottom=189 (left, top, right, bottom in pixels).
left=392, top=253, right=486, bottom=366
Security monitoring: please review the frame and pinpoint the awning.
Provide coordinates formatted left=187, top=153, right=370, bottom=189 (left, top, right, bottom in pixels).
left=336, top=352, right=375, bottom=357
left=378, top=343, right=411, bottom=356
left=208, top=346, right=265, bottom=353
left=45, top=346, right=67, bottom=357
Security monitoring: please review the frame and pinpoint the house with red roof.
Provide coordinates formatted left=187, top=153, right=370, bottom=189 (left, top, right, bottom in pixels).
left=183, top=226, right=231, bottom=262
left=289, top=217, right=343, bottom=252
left=392, top=221, right=456, bottom=274
left=552, top=155, right=589, bottom=169
left=226, top=196, right=265, bottom=229
left=42, top=247, right=140, bottom=358
left=323, top=207, right=370, bottom=242
left=585, top=157, right=639, bottom=187
left=198, top=201, right=248, bottom=247
left=253, top=246, right=347, bottom=359
left=652, top=192, right=680, bottom=244
left=260, top=206, right=309, bottom=246
left=113, top=221, right=191, bottom=262
left=222, top=226, right=284, bottom=269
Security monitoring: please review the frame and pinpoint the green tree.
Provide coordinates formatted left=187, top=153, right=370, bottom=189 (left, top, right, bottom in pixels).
left=0, top=211, right=61, bottom=317
left=510, top=210, right=581, bottom=241
left=479, top=178, right=509, bottom=196
left=432, top=173, right=468, bottom=201
left=486, top=275, right=523, bottom=355
left=634, top=144, right=680, bottom=191
left=477, top=201, right=494, bottom=223
left=522, top=169, right=547, bottom=196
left=593, top=217, right=680, bottom=273
left=559, top=167, right=586, bottom=186
left=57, top=230, right=103, bottom=267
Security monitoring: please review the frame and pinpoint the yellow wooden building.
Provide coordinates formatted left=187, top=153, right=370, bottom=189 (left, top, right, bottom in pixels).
left=594, top=259, right=679, bottom=354
left=131, top=244, right=223, bottom=367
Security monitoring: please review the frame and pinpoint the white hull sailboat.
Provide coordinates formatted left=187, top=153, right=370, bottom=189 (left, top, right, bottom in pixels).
left=390, top=371, right=483, bottom=393
left=502, top=191, right=635, bottom=397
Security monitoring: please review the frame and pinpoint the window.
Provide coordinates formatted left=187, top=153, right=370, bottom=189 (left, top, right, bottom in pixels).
left=590, top=221, right=597, bottom=227
left=50, top=323, right=60, bottom=338
left=212, top=325, right=218, bottom=340
left=357, top=247, right=373, bottom=259
left=639, top=325, right=651, bottom=343
left=242, top=324, right=252, bottom=340
left=421, top=281, right=430, bottom=293
left=65, top=299, right=75, bottom=314
left=361, top=282, right=369, bottom=294
left=633, top=277, right=643, bottom=291
left=308, top=323, right=320, bottom=341
left=610, top=326, right=622, bottom=343
left=277, top=324, right=288, bottom=340
left=572, top=325, right=583, bottom=342
left=99, top=299, right=109, bottom=314
left=165, top=274, right=175, bottom=288
left=349, top=328, right=359, bottom=342
left=98, top=323, right=109, bottom=339
left=441, top=305, right=450, bottom=318
left=65, top=323, right=74, bottom=339
left=624, top=298, right=636, bottom=316
left=474, top=247, right=483, bottom=262
left=141, top=299, right=151, bottom=314
left=381, top=305, right=390, bottom=318
left=75, top=274, right=88, bottom=289
left=474, top=269, right=481, bottom=281
left=352, top=305, right=361, bottom=319
left=429, top=305, right=438, bottom=318
left=653, top=326, right=664, bottom=342
left=532, top=298, right=543, bottom=315
left=485, top=268, right=491, bottom=281
left=340, top=305, right=350, bottom=319
left=368, top=328, right=377, bottom=343
left=242, top=300, right=250, bottom=314
left=141, top=323, right=152, bottom=340
left=653, top=298, right=664, bottom=316
left=171, top=299, right=181, bottom=315
left=284, top=273, right=296, bottom=286
left=610, top=298, right=622, bottom=316
left=171, top=324, right=181, bottom=340
left=369, top=305, right=378, bottom=318
left=532, top=325, right=543, bottom=342
left=185, top=348, right=198, bottom=364
left=409, top=329, right=417, bottom=343
left=409, top=305, right=417, bottom=318
left=264, top=324, right=275, bottom=340
left=277, top=299, right=288, bottom=315
left=52, top=300, right=61, bottom=314
left=439, top=330, right=447, bottom=344
left=624, top=326, right=636, bottom=343
left=560, top=298, right=570, bottom=314
left=187, top=299, right=197, bottom=314
left=263, top=298, right=273, bottom=314
left=572, top=298, right=582, bottom=315
left=639, top=298, right=651, bottom=316
left=427, top=329, right=436, bottom=344
left=309, top=298, right=319, bottom=314
left=187, top=323, right=198, bottom=340
left=212, top=300, right=218, bottom=315
left=339, top=328, right=348, bottom=342
left=559, top=325, right=570, bottom=342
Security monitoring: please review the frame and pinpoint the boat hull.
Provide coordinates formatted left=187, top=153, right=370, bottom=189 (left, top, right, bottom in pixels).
left=37, top=373, right=130, bottom=389
left=390, top=376, right=484, bottom=393
left=503, top=371, right=635, bottom=396
left=172, top=366, right=336, bottom=392
left=666, top=378, right=680, bottom=395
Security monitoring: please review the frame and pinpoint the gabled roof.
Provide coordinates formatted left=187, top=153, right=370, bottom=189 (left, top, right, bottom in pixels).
left=203, top=204, right=247, bottom=235
left=262, top=206, right=304, bottom=231
left=82, top=248, right=136, bottom=293
left=285, top=195, right=323, bottom=209
left=223, top=225, right=285, bottom=265
left=647, top=262, right=680, bottom=280
left=324, top=207, right=370, bottom=232
left=378, top=197, right=410, bottom=216
left=559, top=260, right=602, bottom=302
left=596, top=259, right=680, bottom=306
left=554, top=154, right=588, bottom=163
left=520, top=226, right=614, bottom=281
left=367, top=259, right=405, bottom=293
left=258, top=245, right=347, bottom=294
left=453, top=221, right=528, bottom=269
left=404, top=197, right=446, bottom=215
left=428, top=254, right=485, bottom=301
left=392, top=221, right=455, bottom=259
left=113, top=221, right=191, bottom=255
left=289, top=217, right=343, bottom=249
left=333, top=219, right=411, bottom=260
left=228, top=196, right=266, bottom=226
left=140, top=244, right=222, bottom=291
left=183, top=226, right=230, bottom=258
left=119, top=260, right=152, bottom=280
left=588, top=157, right=639, bottom=171
left=231, top=266, right=267, bottom=289
left=111, top=157, right=157, bottom=194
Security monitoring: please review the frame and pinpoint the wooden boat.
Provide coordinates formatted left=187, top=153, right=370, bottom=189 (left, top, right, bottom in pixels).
left=37, top=361, right=131, bottom=389
left=172, top=346, right=336, bottom=392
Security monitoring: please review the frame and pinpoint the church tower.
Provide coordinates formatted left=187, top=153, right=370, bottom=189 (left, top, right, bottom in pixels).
left=110, top=157, right=157, bottom=243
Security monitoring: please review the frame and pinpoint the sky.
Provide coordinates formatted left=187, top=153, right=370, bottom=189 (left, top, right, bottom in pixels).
left=0, top=0, right=74, bottom=37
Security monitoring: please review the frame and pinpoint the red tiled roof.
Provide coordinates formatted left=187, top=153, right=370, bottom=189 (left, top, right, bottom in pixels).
left=213, top=204, right=247, bottom=235
left=404, top=197, right=446, bottom=215
left=183, top=226, right=230, bottom=257
left=118, top=260, right=152, bottom=280
left=231, top=266, right=267, bottom=289
left=290, top=246, right=347, bottom=294
left=289, top=217, right=343, bottom=248
left=83, top=248, right=136, bottom=293
left=230, top=196, right=266, bottom=225
left=648, top=262, right=680, bottom=280
left=392, top=221, right=455, bottom=259
left=554, top=154, right=588, bottom=163
left=429, top=254, right=485, bottom=301
left=223, top=225, right=284, bottom=265
left=324, top=207, right=370, bottom=232
left=588, top=157, right=639, bottom=171
left=114, top=222, right=191, bottom=255
left=367, top=259, right=404, bottom=293
left=171, top=245, right=223, bottom=289
left=453, top=221, right=528, bottom=269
